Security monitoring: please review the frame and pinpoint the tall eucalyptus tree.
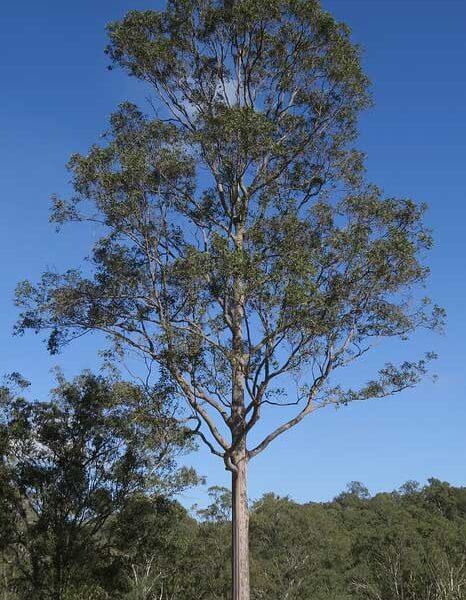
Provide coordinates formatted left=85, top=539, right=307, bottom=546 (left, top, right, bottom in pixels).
left=16, top=1, right=443, bottom=598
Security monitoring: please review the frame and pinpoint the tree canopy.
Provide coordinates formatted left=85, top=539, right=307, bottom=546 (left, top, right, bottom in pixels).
left=13, top=2, right=444, bottom=598
left=2, top=473, right=466, bottom=599
left=15, top=0, right=442, bottom=467
left=0, top=372, right=193, bottom=599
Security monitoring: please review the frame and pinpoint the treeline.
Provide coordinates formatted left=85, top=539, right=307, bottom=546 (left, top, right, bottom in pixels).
left=1, top=374, right=465, bottom=600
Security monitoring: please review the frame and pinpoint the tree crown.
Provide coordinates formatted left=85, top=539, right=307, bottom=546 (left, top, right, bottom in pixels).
left=15, top=0, right=443, bottom=466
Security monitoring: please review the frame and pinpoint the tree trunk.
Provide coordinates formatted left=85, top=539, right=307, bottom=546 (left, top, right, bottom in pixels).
left=231, top=452, right=250, bottom=600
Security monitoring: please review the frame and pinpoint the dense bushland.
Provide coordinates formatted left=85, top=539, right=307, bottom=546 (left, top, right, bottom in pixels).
left=1, top=372, right=464, bottom=599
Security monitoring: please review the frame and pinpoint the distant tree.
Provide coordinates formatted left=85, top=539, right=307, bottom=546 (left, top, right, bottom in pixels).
left=348, top=483, right=466, bottom=600
left=0, top=372, right=190, bottom=600
left=15, top=1, right=443, bottom=597
left=421, top=478, right=463, bottom=520
left=250, top=494, right=351, bottom=599
left=196, top=486, right=232, bottom=523
left=109, top=494, right=197, bottom=599
left=335, top=481, right=371, bottom=506
left=398, top=480, right=421, bottom=497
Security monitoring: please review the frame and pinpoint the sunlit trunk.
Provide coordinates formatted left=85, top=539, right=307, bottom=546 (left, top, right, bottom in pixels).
left=231, top=451, right=250, bottom=600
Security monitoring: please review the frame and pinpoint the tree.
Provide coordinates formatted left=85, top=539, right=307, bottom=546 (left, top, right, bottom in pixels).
left=250, top=494, right=351, bottom=599
left=196, top=486, right=232, bottom=523
left=109, top=494, right=198, bottom=600
left=0, top=372, right=189, bottom=600
left=347, top=483, right=466, bottom=600
left=15, top=1, right=443, bottom=597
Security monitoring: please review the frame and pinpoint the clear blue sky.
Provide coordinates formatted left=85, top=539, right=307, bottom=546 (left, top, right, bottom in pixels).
left=1, top=0, right=465, bottom=506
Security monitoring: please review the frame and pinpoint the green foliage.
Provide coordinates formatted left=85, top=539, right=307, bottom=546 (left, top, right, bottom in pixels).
left=114, top=480, right=466, bottom=600
left=2, top=473, right=466, bottom=599
left=250, top=494, right=351, bottom=599
left=10, top=3, right=446, bottom=595
left=0, top=373, right=191, bottom=600
left=15, top=0, right=443, bottom=468
left=196, top=486, right=232, bottom=523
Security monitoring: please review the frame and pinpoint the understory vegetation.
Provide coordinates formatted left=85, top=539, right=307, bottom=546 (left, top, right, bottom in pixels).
left=2, top=485, right=466, bottom=600
left=1, top=372, right=464, bottom=600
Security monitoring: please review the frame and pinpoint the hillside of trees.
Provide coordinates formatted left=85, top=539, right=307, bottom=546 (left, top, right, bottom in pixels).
left=1, top=374, right=464, bottom=600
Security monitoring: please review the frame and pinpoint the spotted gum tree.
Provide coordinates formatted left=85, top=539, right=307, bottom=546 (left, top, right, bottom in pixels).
left=15, top=1, right=443, bottom=598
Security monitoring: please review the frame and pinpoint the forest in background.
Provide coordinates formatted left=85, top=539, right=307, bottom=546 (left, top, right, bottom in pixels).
left=1, top=373, right=464, bottom=600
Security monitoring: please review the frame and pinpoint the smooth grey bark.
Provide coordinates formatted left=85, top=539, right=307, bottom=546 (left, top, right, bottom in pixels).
left=229, top=214, right=250, bottom=599
left=231, top=451, right=250, bottom=600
